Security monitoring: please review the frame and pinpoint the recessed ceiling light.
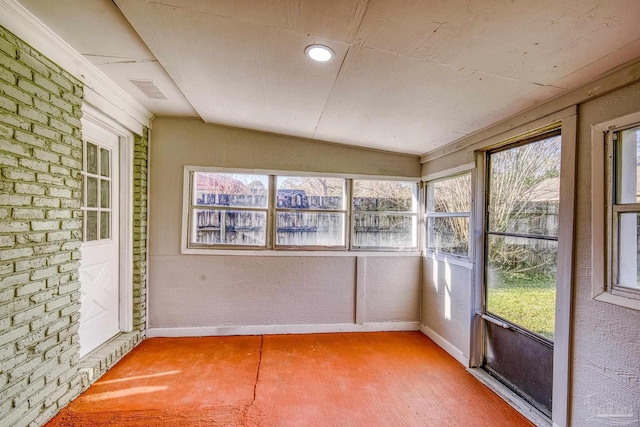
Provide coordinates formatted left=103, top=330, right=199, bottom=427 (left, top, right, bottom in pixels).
left=305, top=44, right=334, bottom=62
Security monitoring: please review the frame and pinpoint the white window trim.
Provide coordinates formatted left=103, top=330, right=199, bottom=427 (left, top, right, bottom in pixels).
left=591, top=110, right=640, bottom=311
left=181, top=165, right=421, bottom=255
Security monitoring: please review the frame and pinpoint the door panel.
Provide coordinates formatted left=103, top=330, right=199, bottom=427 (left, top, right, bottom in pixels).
left=485, top=321, right=553, bottom=415
left=79, top=120, right=120, bottom=357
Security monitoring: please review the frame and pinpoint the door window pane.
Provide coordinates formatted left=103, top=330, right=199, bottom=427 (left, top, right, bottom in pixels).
left=86, top=211, right=98, bottom=242
left=194, top=172, right=268, bottom=208
left=100, top=211, right=110, bottom=240
left=485, top=225, right=557, bottom=340
left=276, top=212, right=345, bottom=246
left=86, top=177, right=98, bottom=208
left=86, top=142, right=98, bottom=175
left=100, top=147, right=110, bottom=177
left=100, top=179, right=110, bottom=208
left=488, top=136, right=561, bottom=237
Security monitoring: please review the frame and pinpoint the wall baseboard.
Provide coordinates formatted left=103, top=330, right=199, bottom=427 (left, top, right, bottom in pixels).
left=419, top=324, right=469, bottom=367
left=147, top=321, right=420, bottom=338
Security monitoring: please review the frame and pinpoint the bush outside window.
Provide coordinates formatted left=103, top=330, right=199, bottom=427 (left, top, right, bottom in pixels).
left=426, top=174, right=471, bottom=257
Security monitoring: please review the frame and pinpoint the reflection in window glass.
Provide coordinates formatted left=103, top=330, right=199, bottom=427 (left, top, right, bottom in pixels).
left=352, top=180, right=418, bottom=248
left=100, top=179, right=110, bottom=208
left=426, top=174, right=471, bottom=257
left=276, top=212, right=344, bottom=246
left=275, top=177, right=346, bottom=247
left=427, top=217, right=469, bottom=256
left=276, top=177, right=345, bottom=210
left=86, top=142, right=98, bottom=175
left=86, top=211, right=98, bottom=242
left=86, top=177, right=98, bottom=208
left=100, top=148, right=110, bottom=177
left=100, top=212, right=110, bottom=240
left=194, top=172, right=268, bottom=208
left=192, top=209, right=267, bottom=246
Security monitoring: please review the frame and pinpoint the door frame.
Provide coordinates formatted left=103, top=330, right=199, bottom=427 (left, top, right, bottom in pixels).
left=82, top=103, right=134, bottom=333
left=469, top=107, right=577, bottom=427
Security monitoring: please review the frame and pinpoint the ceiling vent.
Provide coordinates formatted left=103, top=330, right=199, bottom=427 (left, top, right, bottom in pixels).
left=128, top=79, right=167, bottom=100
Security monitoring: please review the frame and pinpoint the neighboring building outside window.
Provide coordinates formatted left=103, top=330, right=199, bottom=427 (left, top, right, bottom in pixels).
left=275, top=176, right=347, bottom=248
left=189, top=172, right=269, bottom=248
left=426, top=174, right=471, bottom=257
left=184, top=169, right=423, bottom=252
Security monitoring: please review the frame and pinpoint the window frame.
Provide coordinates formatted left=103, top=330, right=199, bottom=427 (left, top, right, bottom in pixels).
left=425, top=172, right=472, bottom=259
left=181, top=166, right=422, bottom=255
left=350, top=179, right=420, bottom=251
left=592, top=111, right=640, bottom=311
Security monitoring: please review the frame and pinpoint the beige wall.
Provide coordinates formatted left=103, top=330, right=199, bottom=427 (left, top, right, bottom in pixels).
left=571, top=81, right=640, bottom=424
left=420, top=80, right=640, bottom=425
left=148, top=118, right=421, bottom=332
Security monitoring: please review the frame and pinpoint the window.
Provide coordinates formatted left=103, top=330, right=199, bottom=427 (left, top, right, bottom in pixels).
left=426, top=174, right=471, bottom=257
left=183, top=168, right=421, bottom=252
left=352, top=180, right=418, bottom=249
left=275, top=176, right=346, bottom=248
left=608, top=123, right=640, bottom=300
left=188, top=172, right=269, bottom=248
left=82, top=140, right=111, bottom=242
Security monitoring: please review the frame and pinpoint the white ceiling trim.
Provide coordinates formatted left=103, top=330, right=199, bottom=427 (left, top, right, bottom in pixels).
left=0, top=0, right=153, bottom=135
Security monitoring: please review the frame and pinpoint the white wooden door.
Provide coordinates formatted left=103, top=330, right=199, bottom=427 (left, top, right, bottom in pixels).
left=79, top=120, right=120, bottom=357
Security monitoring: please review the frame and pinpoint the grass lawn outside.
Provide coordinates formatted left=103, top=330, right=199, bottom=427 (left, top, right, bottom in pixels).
left=486, top=270, right=556, bottom=340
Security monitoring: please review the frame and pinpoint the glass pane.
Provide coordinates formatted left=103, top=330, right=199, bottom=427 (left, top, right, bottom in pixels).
left=488, top=135, right=561, bottom=237
left=353, top=213, right=416, bottom=248
left=427, top=216, right=469, bottom=256
left=85, top=211, right=98, bottom=242
left=100, top=148, right=110, bottom=177
left=276, top=177, right=345, bottom=210
left=616, top=212, right=640, bottom=290
left=615, top=125, right=640, bottom=204
left=352, top=180, right=417, bottom=212
left=486, top=234, right=557, bottom=340
left=100, top=179, right=110, bottom=208
left=276, top=212, right=345, bottom=246
left=86, top=142, right=98, bottom=175
left=86, top=177, right=98, bottom=208
left=429, top=174, right=471, bottom=213
left=194, top=172, right=268, bottom=208
left=100, top=211, right=110, bottom=240
left=192, top=209, right=266, bottom=246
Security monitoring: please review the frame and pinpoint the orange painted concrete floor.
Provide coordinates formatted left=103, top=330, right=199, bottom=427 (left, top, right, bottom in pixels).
left=46, top=332, right=533, bottom=426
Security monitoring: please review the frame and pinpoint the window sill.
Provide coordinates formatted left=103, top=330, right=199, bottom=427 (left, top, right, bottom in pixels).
left=181, top=248, right=422, bottom=257
left=593, top=290, right=640, bottom=311
left=424, top=251, right=473, bottom=269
